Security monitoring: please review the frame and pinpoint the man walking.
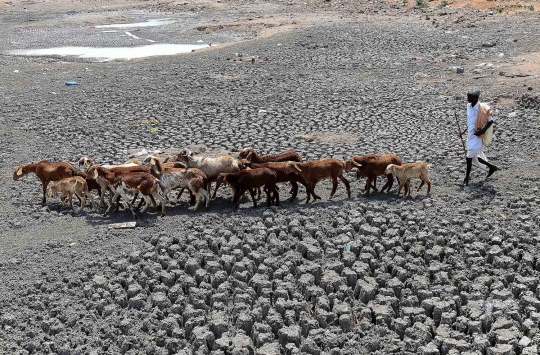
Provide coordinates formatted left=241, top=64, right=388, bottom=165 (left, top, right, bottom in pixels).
left=463, top=87, right=499, bottom=185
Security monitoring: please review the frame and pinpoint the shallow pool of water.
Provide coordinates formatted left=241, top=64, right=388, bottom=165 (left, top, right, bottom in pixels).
left=9, top=43, right=211, bottom=61
left=9, top=44, right=210, bottom=61
left=93, top=19, right=177, bottom=29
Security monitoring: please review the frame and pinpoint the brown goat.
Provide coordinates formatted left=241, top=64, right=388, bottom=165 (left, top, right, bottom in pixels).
left=385, top=162, right=431, bottom=197
left=345, top=154, right=403, bottom=195
left=214, top=168, right=279, bottom=209
left=80, top=157, right=153, bottom=208
left=74, top=170, right=102, bottom=202
left=239, top=161, right=308, bottom=201
left=284, top=159, right=351, bottom=203
left=238, top=149, right=302, bottom=164
left=13, top=160, right=86, bottom=204
left=238, top=149, right=302, bottom=199
left=87, top=165, right=165, bottom=218
left=47, top=176, right=96, bottom=212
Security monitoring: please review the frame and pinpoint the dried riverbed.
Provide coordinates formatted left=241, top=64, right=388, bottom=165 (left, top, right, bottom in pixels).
left=1, top=1, right=540, bottom=354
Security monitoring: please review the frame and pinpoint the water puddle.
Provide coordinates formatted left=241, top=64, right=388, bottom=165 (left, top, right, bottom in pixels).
left=8, top=43, right=211, bottom=61
left=93, top=19, right=177, bottom=29
left=124, top=31, right=141, bottom=40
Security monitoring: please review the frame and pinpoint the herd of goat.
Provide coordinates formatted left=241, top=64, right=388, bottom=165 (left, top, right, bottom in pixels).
left=12, top=149, right=432, bottom=218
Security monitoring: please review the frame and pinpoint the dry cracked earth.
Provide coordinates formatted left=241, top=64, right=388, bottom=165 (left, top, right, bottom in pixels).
left=1, top=1, right=540, bottom=354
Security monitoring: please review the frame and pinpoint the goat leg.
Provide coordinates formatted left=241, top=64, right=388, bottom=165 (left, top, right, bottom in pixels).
left=78, top=192, right=86, bottom=213
left=339, top=175, right=351, bottom=198
left=68, top=191, right=74, bottom=210
left=135, top=196, right=145, bottom=211
left=311, top=184, right=322, bottom=200
left=208, top=182, right=217, bottom=200
left=176, top=188, right=185, bottom=202
left=381, top=174, right=393, bottom=193
left=305, top=184, right=312, bottom=203
left=41, top=180, right=49, bottom=204
left=371, top=176, right=379, bottom=192
left=130, top=193, right=139, bottom=206
left=104, top=192, right=120, bottom=217
left=289, top=181, right=299, bottom=202
left=364, top=177, right=372, bottom=195
left=233, top=190, right=242, bottom=210
left=397, top=180, right=406, bottom=197
left=120, top=191, right=139, bottom=218
left=329, top=176, right=339, bottom=199
left=86, top=188, right=97, bottom=210
left=249, top=188, right=258, bottom=208
left=160, top=187, right=171, bottom=215
left=189, top=189, right=202, bottom=211
left=273, top=185, right=280, bottom=207
left=98, top=185, right=108, bottom=208
left=115, top=195, right=122, bottom=213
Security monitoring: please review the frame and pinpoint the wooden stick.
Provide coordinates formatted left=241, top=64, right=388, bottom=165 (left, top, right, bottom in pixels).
left=454, top=112, right=467, bottom=155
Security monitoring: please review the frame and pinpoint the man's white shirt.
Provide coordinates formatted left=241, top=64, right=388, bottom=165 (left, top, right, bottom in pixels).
left=467, top=102, right=493, bottom=150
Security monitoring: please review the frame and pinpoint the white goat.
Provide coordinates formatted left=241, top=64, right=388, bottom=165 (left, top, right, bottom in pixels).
left=143, top=155, right=209, bottom=214
left=176, top=149, right=244, bottom=198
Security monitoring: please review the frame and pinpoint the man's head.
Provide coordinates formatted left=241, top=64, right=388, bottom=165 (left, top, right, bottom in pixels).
left=467, top=87, right=481, bottom=106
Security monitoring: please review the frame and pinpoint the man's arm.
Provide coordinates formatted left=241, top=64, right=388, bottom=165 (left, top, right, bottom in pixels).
left=474, top=117, right=494, bottom=136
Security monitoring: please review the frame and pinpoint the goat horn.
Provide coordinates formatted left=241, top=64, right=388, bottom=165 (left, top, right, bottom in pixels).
left=352, top=161, right=362, bottom=167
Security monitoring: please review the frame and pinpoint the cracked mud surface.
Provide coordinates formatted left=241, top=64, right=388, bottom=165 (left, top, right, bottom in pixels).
left=1, top=1, right=540, bottom=354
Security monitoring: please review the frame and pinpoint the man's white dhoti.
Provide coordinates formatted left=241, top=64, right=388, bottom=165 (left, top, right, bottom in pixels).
left=467, top=148, right=488, bottom=170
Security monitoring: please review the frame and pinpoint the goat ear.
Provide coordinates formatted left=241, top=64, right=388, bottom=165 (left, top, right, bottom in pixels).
left=16, top=168, right=23, bottom=176
left=163, top=157, right=170, bottom=163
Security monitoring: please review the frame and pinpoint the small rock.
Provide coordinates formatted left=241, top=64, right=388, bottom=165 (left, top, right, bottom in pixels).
left=518, top=336, right=531, bottom=347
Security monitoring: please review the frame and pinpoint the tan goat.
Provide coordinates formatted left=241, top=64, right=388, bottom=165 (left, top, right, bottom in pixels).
left=47, top=176, right=96, bottom=212
left=385, top=162, right=431, bottom=197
